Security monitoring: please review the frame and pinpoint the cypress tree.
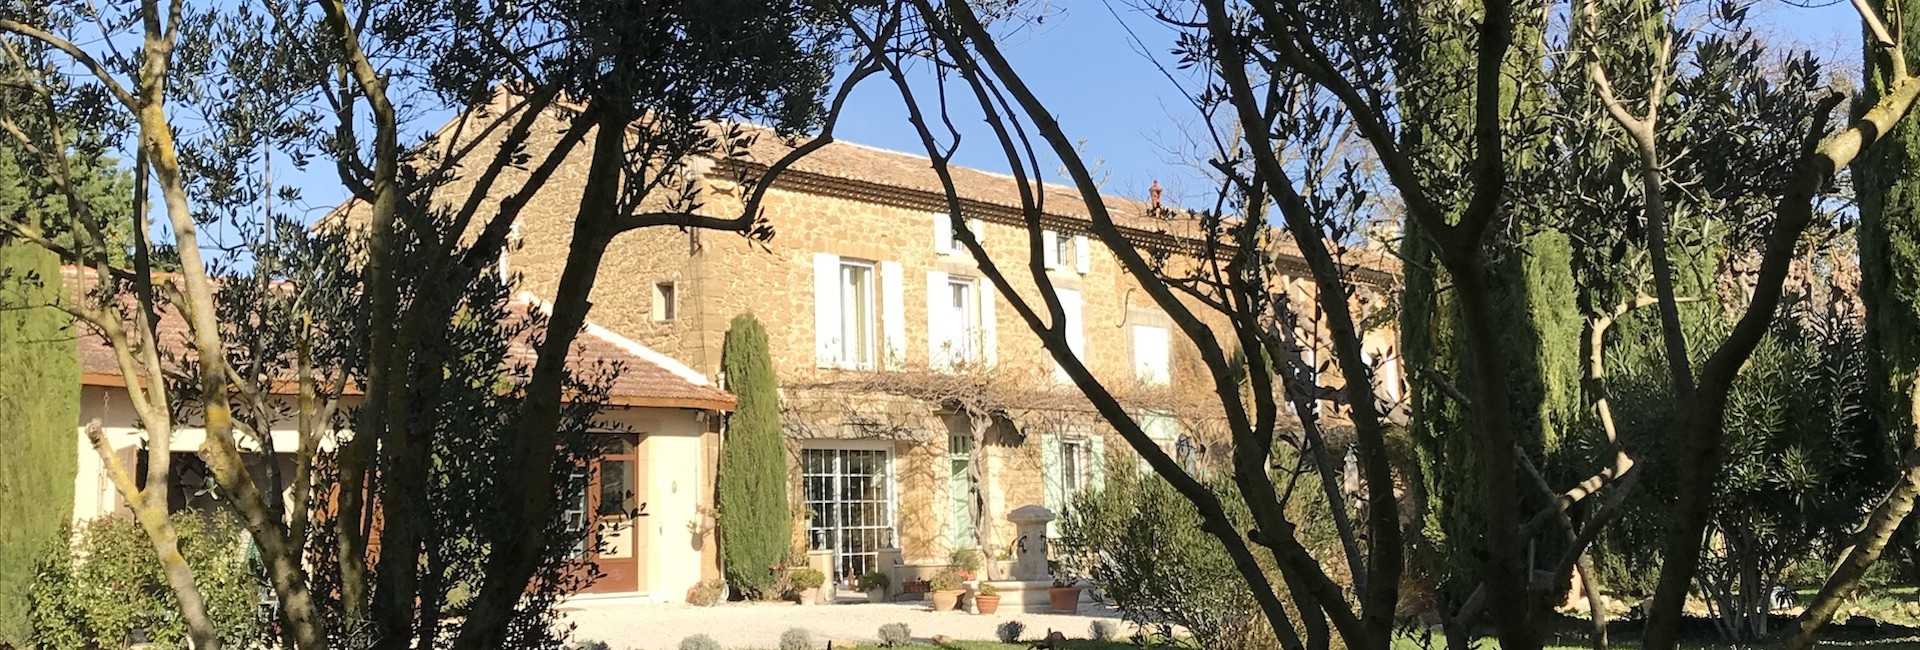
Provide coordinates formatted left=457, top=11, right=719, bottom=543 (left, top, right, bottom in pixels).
left=1859, top=0, right=1920, bottom=452
left=1396, top=0, right=1582, bottom=605
left=0, top=150, right=80, bottom=645
left=717, top=313, right=790, bottom=598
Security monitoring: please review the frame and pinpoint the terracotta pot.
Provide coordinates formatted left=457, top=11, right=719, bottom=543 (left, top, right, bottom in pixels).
left=1048, top=586, right=1082, bottom=614
left=796, top=587, right=821, bottom=605
left=866, top=588, right=888, bottom=603
left=975, top=594, right=1001, bottom=615
left=931, top=589, right=965, bottom=612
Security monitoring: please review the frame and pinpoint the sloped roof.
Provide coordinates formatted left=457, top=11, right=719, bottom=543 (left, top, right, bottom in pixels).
left=69, top=268, right=732, bottom=411
left=722, top=123, right=1399, bottom=284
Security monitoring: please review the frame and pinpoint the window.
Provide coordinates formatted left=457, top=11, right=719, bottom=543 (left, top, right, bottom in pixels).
left=1059, top=437, right=1090, bottom=496
left=1042, top=230, right=1068, bottom=269
left=803, top=447, right=895, bottom=582
left=1132, top=323, right=1171, bottom=385
left=839, top=261, right=877, bottom=369
left=947, top=277, right=981, bottom=363
left=651, top=281, right=676, bottom=321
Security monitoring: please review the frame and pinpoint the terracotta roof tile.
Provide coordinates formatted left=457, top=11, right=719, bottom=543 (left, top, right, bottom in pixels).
left=68, top=268, right=731, bottom=410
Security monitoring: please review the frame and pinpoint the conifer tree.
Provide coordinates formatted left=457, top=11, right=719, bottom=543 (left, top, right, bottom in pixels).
left=0, top=148, right=82, bottom=646
left=718, top=313, right=791, bottom=598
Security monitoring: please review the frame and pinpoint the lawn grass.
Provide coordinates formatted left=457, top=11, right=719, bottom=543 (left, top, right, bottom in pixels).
left=831, top=643, right=1129, bottom=649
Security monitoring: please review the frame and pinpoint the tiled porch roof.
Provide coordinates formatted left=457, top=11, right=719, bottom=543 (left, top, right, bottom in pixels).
left=67, top=268, right=732, bottom=411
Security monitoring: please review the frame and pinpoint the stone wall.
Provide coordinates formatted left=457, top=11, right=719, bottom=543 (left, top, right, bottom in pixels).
left=483, top=112, right=1405, bottom=567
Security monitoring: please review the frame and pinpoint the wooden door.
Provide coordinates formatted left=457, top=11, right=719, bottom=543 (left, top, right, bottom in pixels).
left=581, top=434, right=644, bottom=594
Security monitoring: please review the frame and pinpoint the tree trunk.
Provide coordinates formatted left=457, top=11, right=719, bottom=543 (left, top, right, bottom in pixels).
left=1787, top=448, right=1920, bottom=650
left=455, top=104, right=625, bottom=650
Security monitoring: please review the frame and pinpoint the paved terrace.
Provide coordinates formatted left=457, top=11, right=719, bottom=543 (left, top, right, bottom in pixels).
left=561, top=599, right=1129, bottom=649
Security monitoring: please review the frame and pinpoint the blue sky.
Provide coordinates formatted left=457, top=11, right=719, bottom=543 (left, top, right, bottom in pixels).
left=278, top=0, right=1865, bottom=222
left=810, top=0, right=1865, bottom=208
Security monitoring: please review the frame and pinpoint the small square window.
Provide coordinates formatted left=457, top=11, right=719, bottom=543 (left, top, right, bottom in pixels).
left=652, top=282, right=677, bottom=321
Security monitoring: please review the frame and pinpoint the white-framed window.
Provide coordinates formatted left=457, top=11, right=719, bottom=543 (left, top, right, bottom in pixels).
left=839, top=260, right=877, bottom=369
left=934, top=216, right=985, bottom=255
left=929, top=271, right=995, bottom=369
left=1131, top=323, right=1170, bottom=385
left=1042, top=230, right=1090, bottom=274
left=651, top=281, right=676, bottom=321
left=1060, top=437, right=1090, bottom=496
left=802, top=443, right=897, bottom=582
left=947, top=277, right=982, bottom=363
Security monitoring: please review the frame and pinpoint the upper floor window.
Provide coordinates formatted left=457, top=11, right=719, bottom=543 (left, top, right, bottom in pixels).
left=651, top=281, right=677, bottom=322
left=1131, top=323, right=1171, bottom=385
left=929, top=270, right=994, bottom=370
left=814, top=254, right=903, bottom=370
left=946, top=277, right=981, bottom=363
left=1060, top=437, right=1090, bottom=496
left=839, top=261, right=877, bottom=369
left=934, top=216, right=984, bottom=256
left=1042, top=230, right=1090, bottom=274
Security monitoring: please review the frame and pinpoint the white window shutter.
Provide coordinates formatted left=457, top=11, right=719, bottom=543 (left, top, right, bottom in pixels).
left=1054, top=288, right=1084, bottom=382
left=968, top=218, right=986, bottom=245
left=926, top=270, right=950, bottom=370
left=1042, top=230, right=1060, bottom=269
left=881, top=261, right=905, bottom=370
left=1074, top=234, right=1090, bottom=274
left=1063, top=289, right=1085, bottom=357
left=813, top=253, right=842, bottom=368
left=933, top=215, right=952, bottom=254
left=980, top=285, right=998, bottom=367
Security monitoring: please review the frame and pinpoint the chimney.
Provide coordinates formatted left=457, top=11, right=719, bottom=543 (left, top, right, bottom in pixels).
left=1149, top=180, right=1163, bottom=213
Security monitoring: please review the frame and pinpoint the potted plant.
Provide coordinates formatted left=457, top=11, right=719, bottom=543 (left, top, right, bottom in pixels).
left=948, top=548, right=983, bottom=581
left=789, top=567, right=826, bottom=605
left=974, top=583, right=1002, bottom=615
left=857, top=570, right=891, bottom=603
left=928, top=569, right=966, bottom=612
left=1047, top=576, right=1082, bottom=614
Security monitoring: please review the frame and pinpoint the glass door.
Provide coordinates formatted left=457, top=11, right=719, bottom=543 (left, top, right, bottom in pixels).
left=802, top=447, right=895, bottom=583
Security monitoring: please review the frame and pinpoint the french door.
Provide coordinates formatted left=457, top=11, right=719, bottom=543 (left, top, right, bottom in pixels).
left=802, top=447, right=895, bottom=583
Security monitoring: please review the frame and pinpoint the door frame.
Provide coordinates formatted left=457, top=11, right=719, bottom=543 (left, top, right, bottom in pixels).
left=581, top=432, right=644, bottom=594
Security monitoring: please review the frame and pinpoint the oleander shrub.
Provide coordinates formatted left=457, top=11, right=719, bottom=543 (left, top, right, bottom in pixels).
left=1056, top=467, right=1278, bottom=648
left=27, top=512, right=265, bottom=649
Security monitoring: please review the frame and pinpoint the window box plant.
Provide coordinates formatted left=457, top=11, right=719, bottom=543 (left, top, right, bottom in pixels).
left=928, top=569, right=966, bottom=612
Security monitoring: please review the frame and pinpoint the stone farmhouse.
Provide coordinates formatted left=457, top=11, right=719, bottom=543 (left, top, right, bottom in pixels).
left=468, top=104, right=1406, bottom=595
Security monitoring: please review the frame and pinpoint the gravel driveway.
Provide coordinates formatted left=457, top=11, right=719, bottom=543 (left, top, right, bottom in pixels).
left=561, top=599, right=1129, bottom=649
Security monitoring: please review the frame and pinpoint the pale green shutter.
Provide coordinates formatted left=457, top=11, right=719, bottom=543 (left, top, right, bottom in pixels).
left=1041, top=431, right=1064, bottom=537
left=948, top=432, right=976, bottom=548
